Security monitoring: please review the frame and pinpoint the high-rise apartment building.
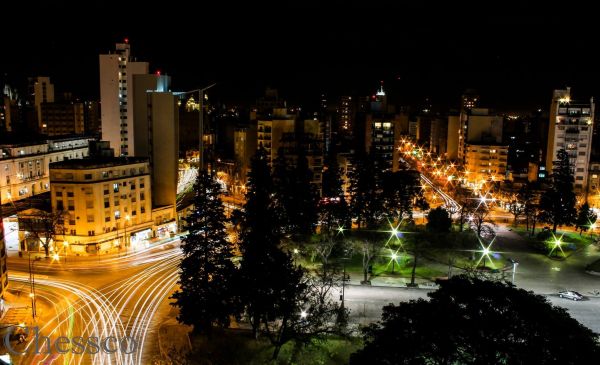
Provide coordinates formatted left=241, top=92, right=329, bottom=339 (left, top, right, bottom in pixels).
left=100, top=41, right=149, bottom=156
left=32, top=76, right=55, bottom=130
left=132, top=74, right=178, bottom=211
left=458, top=108, right=503, bottom=162
left=40, top=102, right=85, bottom=136
left=546, top=87, right=594, bottom=190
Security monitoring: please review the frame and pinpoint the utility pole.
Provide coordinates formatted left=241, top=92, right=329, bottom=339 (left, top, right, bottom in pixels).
left=28, top=251, right=37, bottom=321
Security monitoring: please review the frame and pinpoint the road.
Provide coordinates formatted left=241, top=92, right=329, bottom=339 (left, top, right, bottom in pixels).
left=6, top=240, right=181, bottom=364
left=343, top=284, right=600, bottom=333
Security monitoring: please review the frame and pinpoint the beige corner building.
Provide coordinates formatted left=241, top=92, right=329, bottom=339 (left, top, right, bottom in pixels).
left=49, top=157, right=177, bottom=255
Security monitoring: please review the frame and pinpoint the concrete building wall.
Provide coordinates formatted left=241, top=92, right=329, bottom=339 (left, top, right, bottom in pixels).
left=546, top=88, right=594, bottom=190
left=446, top=115, right=460, bottom=160
left=148, top=92, right=179, bottom=209
left=33, top=76, right=54, bottom=129
left=0, top=137, right=91, bottom=204
left=464, top=144, right=508, bottom=184
left=50, top=159, right=152, bottom=254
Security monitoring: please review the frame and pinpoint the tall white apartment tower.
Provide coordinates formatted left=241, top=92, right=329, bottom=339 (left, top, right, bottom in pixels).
left=546, top=87, right=595, bottom=190
left=99, top=41, right=149, bottom=156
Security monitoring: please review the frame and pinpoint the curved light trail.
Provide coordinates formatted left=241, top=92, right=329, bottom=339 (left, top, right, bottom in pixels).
left=7, top=245, right=181, bottom=365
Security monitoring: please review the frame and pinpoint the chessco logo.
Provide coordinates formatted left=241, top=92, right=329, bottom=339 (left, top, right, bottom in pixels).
left=4, top=327, right=138, bottom=355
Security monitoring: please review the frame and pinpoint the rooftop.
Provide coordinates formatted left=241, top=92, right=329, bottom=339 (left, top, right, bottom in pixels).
left=50, top=156, right=149, bottom=170
left=0, top=133, right=93, bottom=147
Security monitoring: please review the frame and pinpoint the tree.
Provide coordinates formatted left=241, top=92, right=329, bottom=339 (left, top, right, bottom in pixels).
left=507, top=193, right=524, bottom=226
left=19, top=208, right=65, bottom=258
left=272, top=148, right=319, bottom=237
left=454, top=187, right=476, bottom=232
left=289, top=149, right=319, bottom=237
left=576, top=202, right=597, bottom=236
left=539, top=149, right=577, bottom=232
left=403, top=233, right=431, bottom=287
left=238, top=148, right=304, bottom=339
left=319, top=148, right=350, bottom=234
left=171, top=171, right=237, bottom=334
left=381, top=170, right=423, bottom=222
left=349, top=152, right=384, bottom=229
left=426, top=207, right=452, bottom=233
left=470, top=205, right=494, bottom=239
left=272, top=147, right=293, bottom=233
left=267, top=264, right=347, bottom=360
left=351, top=276, right=600, bottom=364
left=353, top=231, right=384, bottom=285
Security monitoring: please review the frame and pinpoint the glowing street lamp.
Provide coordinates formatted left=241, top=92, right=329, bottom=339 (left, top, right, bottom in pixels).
left=300, top=309, right=308, bottom=319
left=476, top=237, right=496, bottom=269
left=549, top=233, right=565, bottom=257
left=391, top=252, right=398, bottom=274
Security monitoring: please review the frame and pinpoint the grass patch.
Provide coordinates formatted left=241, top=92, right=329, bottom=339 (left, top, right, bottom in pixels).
left=188, top=328, right=362, bottom=365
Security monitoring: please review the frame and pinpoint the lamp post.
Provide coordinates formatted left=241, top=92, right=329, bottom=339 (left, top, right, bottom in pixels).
left=28, top=251, right=37, bottom=321
left=63, top=241, right=68, bottom=263
left=391, top=253, right=398, bottom=274
left=124, top=214, right=131, bottom=255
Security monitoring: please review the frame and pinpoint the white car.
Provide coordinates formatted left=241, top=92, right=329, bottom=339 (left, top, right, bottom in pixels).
left=558, top=291, right=584, bottom=301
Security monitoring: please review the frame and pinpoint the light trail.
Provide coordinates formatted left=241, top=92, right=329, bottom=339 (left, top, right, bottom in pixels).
left=419, top=173, right=461, bottom=212
left=7, top=247, right=182, bottom=365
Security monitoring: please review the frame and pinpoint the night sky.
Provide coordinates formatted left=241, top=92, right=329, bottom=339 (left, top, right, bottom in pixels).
left=3, top=1, right=598, bottom=112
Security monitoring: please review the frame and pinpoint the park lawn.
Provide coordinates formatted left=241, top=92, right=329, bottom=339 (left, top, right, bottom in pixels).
left=512, top=225, right=594, bottom=257
left=188, top=329, right=362, bottom=365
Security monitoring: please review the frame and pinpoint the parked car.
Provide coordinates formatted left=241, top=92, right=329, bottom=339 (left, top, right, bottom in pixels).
left=558, top=290, right=584, bottom=301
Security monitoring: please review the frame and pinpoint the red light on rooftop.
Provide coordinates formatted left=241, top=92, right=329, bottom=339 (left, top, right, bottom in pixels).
left=156, top=70, right=161, bottom=76
left=124, top=38, right=129, bottom=44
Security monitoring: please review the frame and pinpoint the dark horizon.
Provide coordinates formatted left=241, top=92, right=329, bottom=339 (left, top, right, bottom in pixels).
left=2, top=1, right=599, bottom=113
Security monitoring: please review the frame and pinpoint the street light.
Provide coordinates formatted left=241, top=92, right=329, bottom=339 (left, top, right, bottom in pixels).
left=124, top=214, right=131, bottom=255
left=391, top=253, right=398, bottom=274
left=28, top=251, right=37, bottom=321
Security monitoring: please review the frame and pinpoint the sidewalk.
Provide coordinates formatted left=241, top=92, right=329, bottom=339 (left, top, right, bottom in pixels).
left=345, top=269, right=440, bottom=289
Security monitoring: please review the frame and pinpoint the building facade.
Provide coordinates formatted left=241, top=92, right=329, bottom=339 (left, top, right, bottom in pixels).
left=40, top=102, right=85, bottom=136
left=464, top=144, right=508, bottom=185
left=0, top=136, right=91, bottom=205
left=546, top=87, right=594, bottom=190
left=100, top=41, right=149, bottom=156
left=50, top=157, right=154, bottom=255
left=32, top=76, right=55, bottom=130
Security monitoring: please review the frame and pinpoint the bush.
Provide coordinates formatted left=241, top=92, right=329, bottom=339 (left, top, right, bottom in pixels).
left=536, top=230, right=552, bottom=241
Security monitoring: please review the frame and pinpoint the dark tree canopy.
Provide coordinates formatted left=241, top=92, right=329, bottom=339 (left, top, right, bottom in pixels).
left=238, top=149, right=305, bottom=338
left=171, top=171, right=237, bottom=333
left=319, top=147, right=350, bottom=234
left=576, top=202, right=597, bottom=235
left=351, top=276, right=600, bottom=364
left=381, top=170, right=423, bottom=222
left=540, top=149, right=577, bottom=232
left=426, top=206, right=452, bottom=233
left=349, top=151, right=384, bottom=229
